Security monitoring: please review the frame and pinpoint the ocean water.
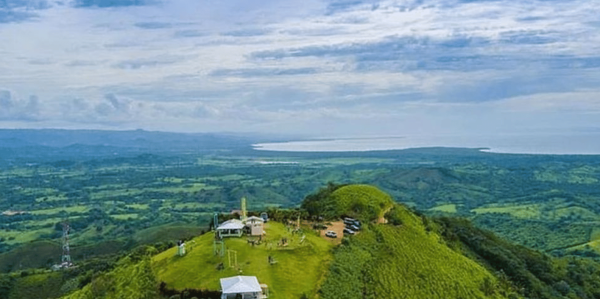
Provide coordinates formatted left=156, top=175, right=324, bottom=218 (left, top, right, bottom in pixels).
left=253, top=134, right=600, bottom=155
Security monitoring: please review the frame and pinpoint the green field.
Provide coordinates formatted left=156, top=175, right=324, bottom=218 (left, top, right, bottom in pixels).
left=0, top=228, right=54, bottom=245
left=153, top=222, right=333, bottom=298
left=110, top=214, right=139, bottom=220
left=429, top=203, right=458, bottom=213
left=30, top=206, right=88, bottom=215
left=472, top=203, right=542, bottom=219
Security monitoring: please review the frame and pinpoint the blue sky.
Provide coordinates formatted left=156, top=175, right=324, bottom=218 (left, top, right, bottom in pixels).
left=0, top=0, right=599, bottom=137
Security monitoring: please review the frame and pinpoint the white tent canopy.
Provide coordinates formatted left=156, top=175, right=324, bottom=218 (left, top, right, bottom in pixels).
left=220, top=276, right=262, bottom=294
left=245, top=216, right=264, bottom=223
left=217, top=219, right=245, bottom=230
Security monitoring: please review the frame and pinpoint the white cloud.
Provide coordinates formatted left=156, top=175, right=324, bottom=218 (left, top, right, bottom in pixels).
left=0, top=89, right=42, bottom=120
left=0, top=0, right=599, bottom=136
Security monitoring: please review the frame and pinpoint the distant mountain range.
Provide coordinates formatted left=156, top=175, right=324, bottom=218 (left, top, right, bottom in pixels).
left=0, top=129, right=262, bottom=150
left=0, top=129, right=276, bottom=164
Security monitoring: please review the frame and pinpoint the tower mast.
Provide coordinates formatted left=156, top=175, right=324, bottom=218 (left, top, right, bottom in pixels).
left=61, top=222, right=72, bottom=267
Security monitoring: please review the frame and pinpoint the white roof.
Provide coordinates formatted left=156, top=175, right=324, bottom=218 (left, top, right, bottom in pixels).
left=220, top=276, right=262, bottom=294
left=217, top=219, right=245, bottom=230
left=246, top=216, right=264, bottom=222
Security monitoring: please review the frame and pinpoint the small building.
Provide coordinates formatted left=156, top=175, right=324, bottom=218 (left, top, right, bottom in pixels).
left=217, top=219, right=245, bottom=238
left=245, top=216, right=264, bottom=236
left=51, top=261, right=73, bottom=271
left=176, top=240, right=186, bottom=256
left=220, top=276, right=268, bottom=299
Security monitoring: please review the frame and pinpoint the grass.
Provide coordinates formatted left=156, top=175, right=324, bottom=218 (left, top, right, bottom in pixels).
left=565, top=227, right=600, bottom=254
left=429, top=204, right=458, bottom=213
left=534, top=168, right=599, bottom=184
left=63, top=258, right=158, bottom=299
left=8, top=271, right=66, bottom=299
left=568, top=240, right=600, bottom=253
left=110, top=214, right=139, bottom=220
left=0, top=228, right=54, bottom=245
left=472, top=203, right=542, bottom=219
left=170, top=202, right=226, bottom=210
left=591, top=227, right=600, bottom=241
left=0, top=240, right=60, bottom=272
left=125, top=203, right=149, bottom=210
left=307, top=158, right=395, bottom=165
left=20, top=217, right=63, bottom=227
left=163, top=177, right=184, bottom=183
left=35, top=194, right=68, bottom=202
left=321, top=204, right=507, bottom=299
left=89, top=183, right=219, bottom=201
left=552, top=206, right=599, bottom=220
left=328, top=184, right=394, bottom=221
left=90, top=189, right=144, bottom=200
left=472, top=201, right=600, bottom=222
left=153, top=221, right=334, bottom=298
left=148, top=183, right=219, bottom=193
left=198, top=174, right=249, bottom=181
left=30, top=206, right=88, bottom=215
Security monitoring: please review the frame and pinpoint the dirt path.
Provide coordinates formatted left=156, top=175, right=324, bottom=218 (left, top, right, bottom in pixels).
left=320, top=221, right=345, bottom=245
left=377, top=205, right=393, bottom=224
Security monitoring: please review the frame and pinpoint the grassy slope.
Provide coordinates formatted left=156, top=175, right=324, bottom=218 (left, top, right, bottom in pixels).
left=318, top=185, right=511, bottom=299
left=153, top=221, right=333, bottom=298
left=0, top=240, right=60, bottom=272
left=62, top=258, right=158, bottom=299
left=9, top=272, right=66, bottom=299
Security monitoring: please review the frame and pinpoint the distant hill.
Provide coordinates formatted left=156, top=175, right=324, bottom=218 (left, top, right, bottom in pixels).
left=0, top=129, right=264, bottom=163
left=0, top=129, right=256, bottom=150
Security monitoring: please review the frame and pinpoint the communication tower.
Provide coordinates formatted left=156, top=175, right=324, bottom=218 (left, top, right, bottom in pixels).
left=61, top=222, right=73, bottom=267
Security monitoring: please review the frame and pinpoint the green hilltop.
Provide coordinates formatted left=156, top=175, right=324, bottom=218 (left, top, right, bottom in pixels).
left=311, top=185, right=512, bottom=299
left=152, top=221, right=334, bottom=298
left=302, top=183, right=394, bottom=221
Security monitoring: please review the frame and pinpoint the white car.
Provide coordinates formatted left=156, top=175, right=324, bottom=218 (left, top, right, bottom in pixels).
left=325, top=231, right=337, bottom=238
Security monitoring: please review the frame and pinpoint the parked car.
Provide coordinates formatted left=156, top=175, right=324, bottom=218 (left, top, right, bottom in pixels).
left=313, top=223, right=327, bottom=230
left=325, top=231, right=337, bottom=238
left=260, top=212, right=269, bottom=222
left=343, top=228, right=355, bottom=235
left=344, top=218, right=360, bottom=227
left=344, top=220, right=357, bottom=226
left=347, top=224, right=360, bottom=231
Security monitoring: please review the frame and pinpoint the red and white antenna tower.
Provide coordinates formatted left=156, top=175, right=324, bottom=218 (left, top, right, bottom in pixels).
left=61, top=222, right=72, bottom=267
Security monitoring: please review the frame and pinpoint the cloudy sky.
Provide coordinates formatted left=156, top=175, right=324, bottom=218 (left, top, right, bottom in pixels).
left=1, top=0, right=599, bottom=137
